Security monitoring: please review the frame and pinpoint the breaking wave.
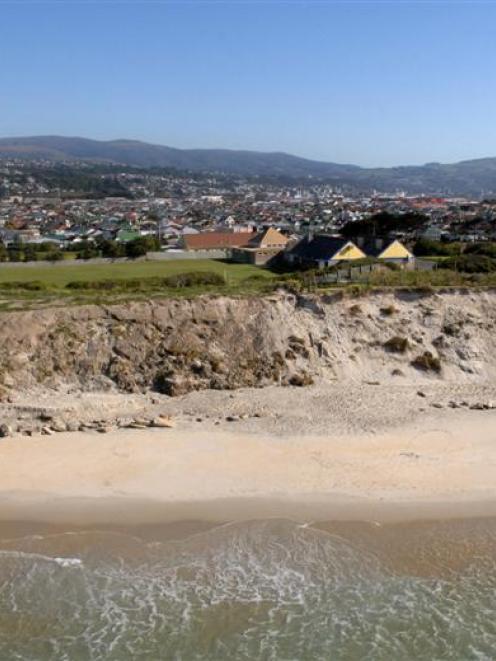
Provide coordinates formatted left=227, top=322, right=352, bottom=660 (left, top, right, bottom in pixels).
left=0, top=519, right=495, bottom=660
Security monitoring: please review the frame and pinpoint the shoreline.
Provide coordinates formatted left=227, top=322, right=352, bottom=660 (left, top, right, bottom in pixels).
left=1, top=404, right=495, bottom=526
left=3, top=493, right=496, bottom=528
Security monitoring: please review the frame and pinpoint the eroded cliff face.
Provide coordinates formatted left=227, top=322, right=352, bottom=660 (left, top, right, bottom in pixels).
left=1, top=289, right=496, bottom=395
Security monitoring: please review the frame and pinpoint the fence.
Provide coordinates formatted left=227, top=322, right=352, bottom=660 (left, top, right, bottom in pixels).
left=314, top=259, right=436, bottom=285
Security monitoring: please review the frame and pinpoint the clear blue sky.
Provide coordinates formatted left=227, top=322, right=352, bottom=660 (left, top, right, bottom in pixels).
left=1, top=0, right=496, bottom=167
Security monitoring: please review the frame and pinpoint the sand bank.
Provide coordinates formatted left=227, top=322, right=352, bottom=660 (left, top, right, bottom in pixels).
left=0, top=409, right=495, bottom=524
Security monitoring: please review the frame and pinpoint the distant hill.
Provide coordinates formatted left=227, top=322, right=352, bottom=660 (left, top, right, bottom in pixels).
left=0, top=136, right=359, bottom=179
left=1, top=135, right=496, bottom=196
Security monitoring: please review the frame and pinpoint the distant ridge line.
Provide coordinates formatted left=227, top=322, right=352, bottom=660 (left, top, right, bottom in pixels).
left=0, top=135, right=495, bottom=196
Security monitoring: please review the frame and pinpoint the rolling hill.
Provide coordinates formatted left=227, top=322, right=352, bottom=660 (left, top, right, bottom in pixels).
left=1, top=135, right=496, bottom=196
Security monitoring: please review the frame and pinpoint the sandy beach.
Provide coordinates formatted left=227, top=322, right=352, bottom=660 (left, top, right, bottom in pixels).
left=0, top=289, right=496, bottom=526
left=1, top=381, right=496, bottom=524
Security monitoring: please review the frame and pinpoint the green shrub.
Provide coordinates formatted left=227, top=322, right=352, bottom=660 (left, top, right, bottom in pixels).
left=0, top=280, right=49, bottom=291
left=442, top=322, right=461, bottom=337
left=7, top=250, right=23, bottom=262
left=380, top=305, right=398, bottom=316
left=65, top=271, right=226, bottom=292
left=384, top=336, right=409, bottom=353
left=242, top=274, right=269, bottom=283
left=413, top=239, right=462, bottom=257
left=125, top=236, right=160, bottom=259
left=413, top=285, right=436, bottom=295
left=67, top=279, right=120, bottom=290
left=382, top=261, right=401, bottom=271
left=439, top=255, right=496, bottom=274
left=348, top=284, right=371, bottom=297
left=289, top=372, right=314, bottom=387
left=98, top=240, right=126, bottom=259
left=163, top=271, right=225, bottom=288
left=464, top=243, right=496, bottom=258
left=411, top=351, right=441, bottom=373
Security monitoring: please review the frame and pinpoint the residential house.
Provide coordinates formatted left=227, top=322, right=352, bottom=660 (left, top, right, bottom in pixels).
left=356, top=237, right=415, bottom=265
left=116, top=227, right=142, bottom=243
left=182, top=230, right=255, bottom=254
left=232, top=227, right=289, bottom=265
left=286, top=234, right=366, bottom=269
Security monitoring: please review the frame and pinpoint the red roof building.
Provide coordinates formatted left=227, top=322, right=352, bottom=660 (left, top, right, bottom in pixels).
left=182, top=231, right=255, bottom=251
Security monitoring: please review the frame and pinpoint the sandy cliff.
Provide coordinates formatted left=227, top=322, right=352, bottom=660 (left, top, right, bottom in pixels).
left=1, top=289, right=496, bottom=395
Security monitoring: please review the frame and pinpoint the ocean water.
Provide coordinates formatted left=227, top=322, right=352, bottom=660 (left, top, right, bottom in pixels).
left=0, top=517, right=496, bottom=660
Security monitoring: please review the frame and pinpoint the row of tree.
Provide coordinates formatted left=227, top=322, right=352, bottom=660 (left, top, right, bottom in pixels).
left=75, top=236, right=161, bottom=260
left=0, top=236, right=161, bottom=263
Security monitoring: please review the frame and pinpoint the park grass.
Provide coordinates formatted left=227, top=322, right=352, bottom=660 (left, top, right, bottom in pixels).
left=0, top=259, right=277, bottom=309
left=2, top=257, right=496, bottom=312
left=0, top=259, right=273, bottom=287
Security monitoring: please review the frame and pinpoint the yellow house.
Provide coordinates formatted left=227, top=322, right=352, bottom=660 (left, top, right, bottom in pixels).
left=359, top=238, right=414, bottom=263
left=286, top=235, right=366, bottom=269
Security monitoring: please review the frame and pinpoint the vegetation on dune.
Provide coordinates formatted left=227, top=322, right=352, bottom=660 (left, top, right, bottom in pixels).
left=411, top=351, right=442, bottom=373
left=361, top=267, right=496, bottom=288
left=412, top=238, right=463, bottom=257
left=0, top=280, right=49, bottom=291
left=380, top=304, right=398, bottom=316
left=464, top=242, right=496, bottom=258
left=438, top=255, right=496, bottom=273
left=66, top=271, right=227, bottom=291
left=384, top=336, right=410, bottom=353
left=3, top=250, right=496, bottom=311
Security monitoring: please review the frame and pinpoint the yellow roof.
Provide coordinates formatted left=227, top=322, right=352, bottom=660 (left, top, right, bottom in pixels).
left=257, top=227, right=289, bottom=248
left=378, top=240, right=412, bottom=259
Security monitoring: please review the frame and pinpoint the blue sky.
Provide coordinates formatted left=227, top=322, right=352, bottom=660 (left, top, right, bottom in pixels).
left=1, top=0, right=496, bottom=166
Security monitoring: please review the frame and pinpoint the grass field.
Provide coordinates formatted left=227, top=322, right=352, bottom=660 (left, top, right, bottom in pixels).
left=0, top=258, right=277, bottom=310
left=1, top=256, right=495, bottom=312
left=0, top=259, right=273, bottom=287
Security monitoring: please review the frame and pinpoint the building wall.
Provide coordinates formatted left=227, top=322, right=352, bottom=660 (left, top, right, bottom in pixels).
left=147, top=249, right=230, bottom=260
left=253, top=251, right=278, bottom=265
left=231, top=248, right=280, bottom=265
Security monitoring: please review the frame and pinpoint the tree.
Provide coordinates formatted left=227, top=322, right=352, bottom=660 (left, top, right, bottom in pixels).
left=99, top=239, right=125, bottom=259
left=412, top=239, right=462, bottom=257
left=341, top=212, right=429, bottom=239
left=7, top=249, right=22, bottom=262
left=76, top=240, right=99, bottom=260
left=464, top=242, right=496, bottom=258
left=23, top=245, right=37, bottom=262
left=124, top=236, right=159, bottom=259
left=125, top=238, right=149, bottom=259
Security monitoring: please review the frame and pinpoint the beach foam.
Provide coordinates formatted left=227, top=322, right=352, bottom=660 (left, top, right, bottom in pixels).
left=1, top=518, right=496, bottom=659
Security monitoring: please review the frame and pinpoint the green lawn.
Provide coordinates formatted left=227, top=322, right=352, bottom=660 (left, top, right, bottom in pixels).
left=0, top=259, right=273, bottom=287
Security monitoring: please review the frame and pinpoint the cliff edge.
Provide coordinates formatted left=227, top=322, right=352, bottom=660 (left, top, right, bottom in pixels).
left=1, top=289, right=495, bottom=396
